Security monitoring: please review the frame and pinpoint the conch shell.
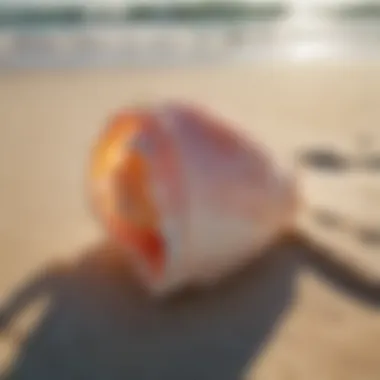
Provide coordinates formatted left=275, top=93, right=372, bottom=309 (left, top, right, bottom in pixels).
left=89, top=102, right=297, bottom=295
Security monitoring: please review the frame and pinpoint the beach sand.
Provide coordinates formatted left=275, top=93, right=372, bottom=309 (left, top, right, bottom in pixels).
left=0, top=62, right=379, bottom=379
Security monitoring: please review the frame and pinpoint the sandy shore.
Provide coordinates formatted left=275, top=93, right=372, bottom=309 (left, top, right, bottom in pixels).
left=0, top=62, right=379, bottom=379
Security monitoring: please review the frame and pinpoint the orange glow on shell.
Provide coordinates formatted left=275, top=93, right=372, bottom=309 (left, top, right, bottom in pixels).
left=90, top=110, right=165, bottom=280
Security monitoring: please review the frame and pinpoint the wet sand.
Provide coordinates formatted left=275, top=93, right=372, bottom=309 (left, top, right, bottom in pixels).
left=0, top=62, right=379, bottom=379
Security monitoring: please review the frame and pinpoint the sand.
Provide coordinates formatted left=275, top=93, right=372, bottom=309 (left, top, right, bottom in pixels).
left=0, top=61, right=379, bottom=379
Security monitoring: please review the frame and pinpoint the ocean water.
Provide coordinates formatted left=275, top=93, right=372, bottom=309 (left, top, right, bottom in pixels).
left=0, top=19, right=380, bottom=69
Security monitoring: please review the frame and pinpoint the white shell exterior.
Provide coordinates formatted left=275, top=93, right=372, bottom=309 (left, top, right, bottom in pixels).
left=139, top=104, right=296, bottom=294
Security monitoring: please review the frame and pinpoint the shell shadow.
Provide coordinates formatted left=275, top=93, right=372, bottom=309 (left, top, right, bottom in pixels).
left=1, top=236, right=380, bottom=380
left=0, top=241, right=299, bottom=380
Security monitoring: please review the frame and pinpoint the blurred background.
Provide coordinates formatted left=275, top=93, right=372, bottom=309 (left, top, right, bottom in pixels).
left=0, top=0, right=380, bottom=66
left=0, top=1, right=380, bottom=380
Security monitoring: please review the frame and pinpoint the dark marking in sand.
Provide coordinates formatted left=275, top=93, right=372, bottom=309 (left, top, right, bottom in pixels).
left=298, top=148, right=350, bottom=172
left=361, top=154, right=380, bottom=172
left=313, top=209, right=343, bottom=230
left=356, top=227, right=380, bottom=247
